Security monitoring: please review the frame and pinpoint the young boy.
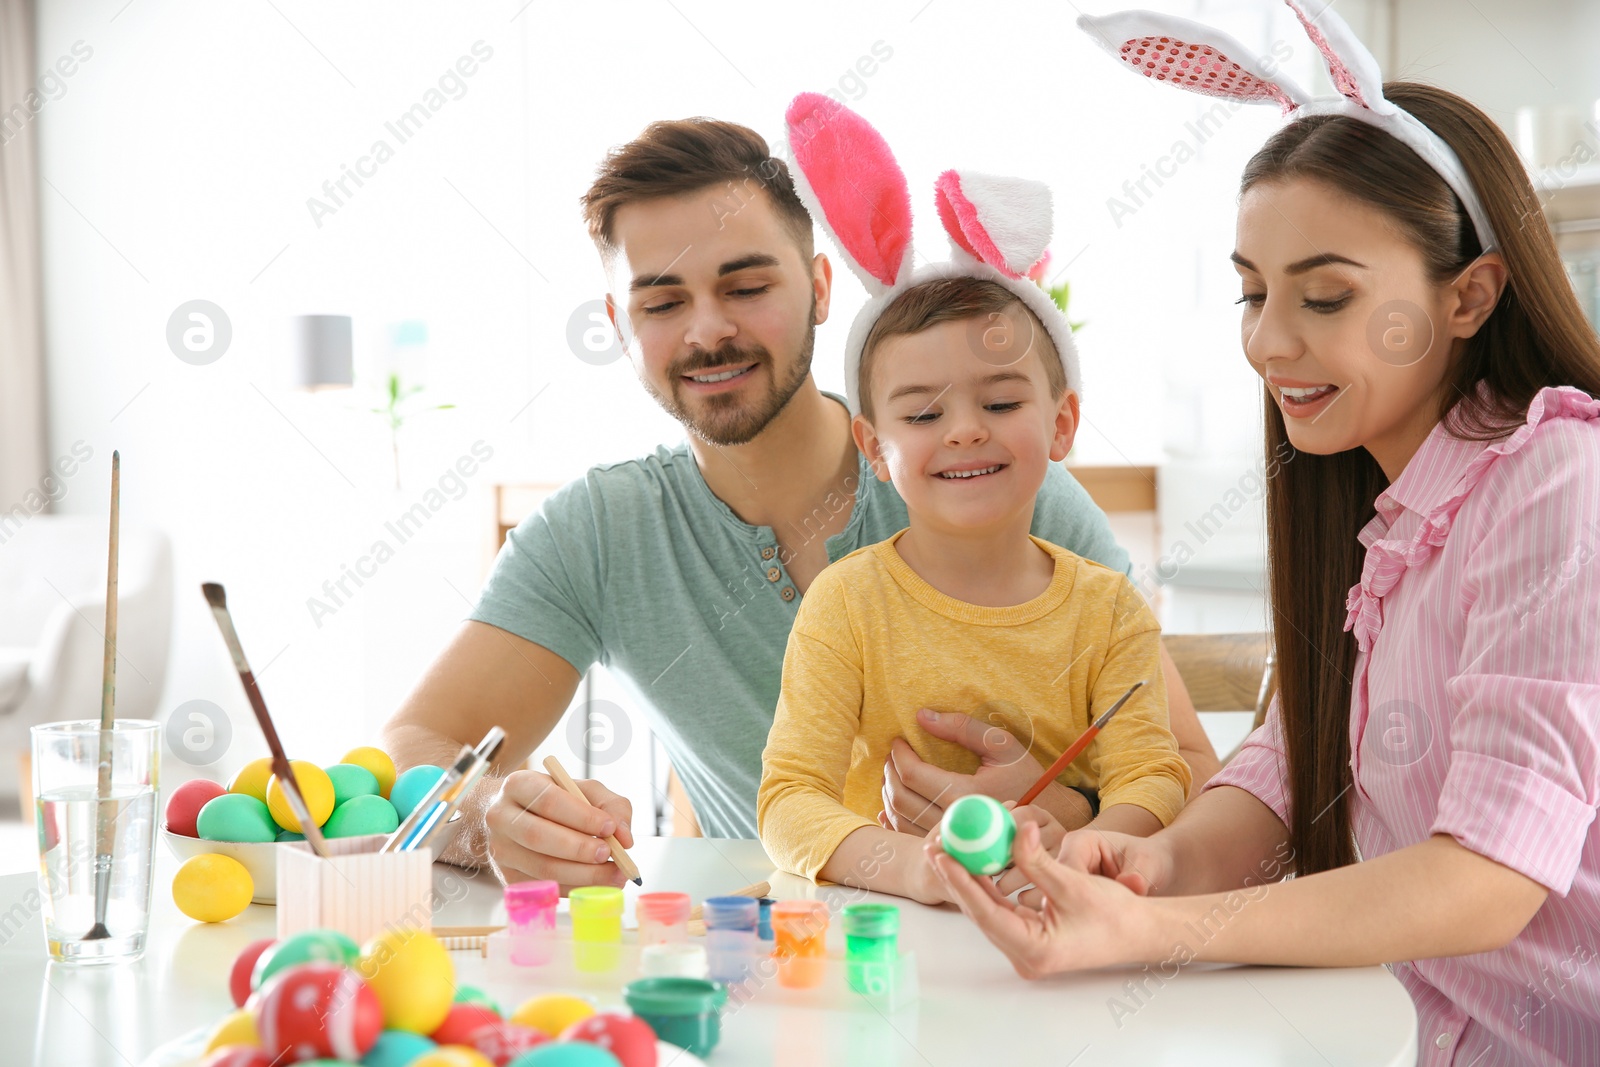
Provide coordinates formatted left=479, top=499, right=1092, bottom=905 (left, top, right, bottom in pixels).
left=757, top=276, right=1190, bottom=903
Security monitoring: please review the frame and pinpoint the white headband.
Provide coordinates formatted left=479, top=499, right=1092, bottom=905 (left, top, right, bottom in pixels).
left=784, top=91, right=1081, bottom=417
left=1078, top=1, right=1498, bottom=253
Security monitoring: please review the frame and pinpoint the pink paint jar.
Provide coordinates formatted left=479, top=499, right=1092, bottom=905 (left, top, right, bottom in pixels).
left=636, top=891, right=692, bottom=946
left=504, top=879, right=559, bottom=966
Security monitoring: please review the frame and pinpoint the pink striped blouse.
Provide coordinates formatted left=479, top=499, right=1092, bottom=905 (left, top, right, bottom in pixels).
left=1207, top=386, right=1600, bottom=1066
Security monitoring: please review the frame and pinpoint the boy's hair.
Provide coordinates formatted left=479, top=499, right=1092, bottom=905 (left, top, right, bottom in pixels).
left=858, top=276, right=1066, bottom=419
left=580, top=117, right=814, bottom=263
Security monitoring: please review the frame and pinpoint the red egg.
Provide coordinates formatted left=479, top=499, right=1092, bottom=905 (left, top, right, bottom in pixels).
left=229, top=938, right=276, bottom=1008
left=561, top=1012, right=657, bottom=1067
left=165, top=779, right=227, bottom=838
left=429, top=1003, right=502, bottom=1045
left=256, top=962, right=382, bottom=1062
left=466, top=1021, right=551, bottom=1065
left=200, top=1049, right=274, bottom=1067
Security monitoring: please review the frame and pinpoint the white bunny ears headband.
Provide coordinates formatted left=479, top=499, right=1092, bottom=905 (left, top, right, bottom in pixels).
left=784, top=92, right=1081, bottom=417
left=1078, top=1, right=1497, bottom=254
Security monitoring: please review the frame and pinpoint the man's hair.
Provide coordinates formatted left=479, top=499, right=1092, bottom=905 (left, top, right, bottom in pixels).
left=858, top=276, right=1065, bottom=418
left=580, top=117, right=814, bottom=262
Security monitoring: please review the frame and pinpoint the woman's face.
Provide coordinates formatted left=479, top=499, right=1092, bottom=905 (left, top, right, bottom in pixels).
left=1233, top=177, right=1465, bottom=479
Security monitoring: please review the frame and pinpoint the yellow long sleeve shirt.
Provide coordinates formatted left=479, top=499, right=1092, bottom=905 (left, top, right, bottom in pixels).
left=758, top=530, right=1190, bottom=881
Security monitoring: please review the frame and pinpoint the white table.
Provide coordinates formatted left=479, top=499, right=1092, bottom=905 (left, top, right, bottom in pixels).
left=0, top=837, right=1417, bottom=1066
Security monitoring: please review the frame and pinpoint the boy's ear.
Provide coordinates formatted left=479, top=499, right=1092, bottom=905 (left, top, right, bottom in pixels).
left=851, top=413, right=892, bottom=482
left=1050, top=390, right=1080, bottom=463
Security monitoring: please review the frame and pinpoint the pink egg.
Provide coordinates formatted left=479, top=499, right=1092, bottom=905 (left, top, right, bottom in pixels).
left=165, top=779, right=227, bottom=838
left=229, top=938, right=276, bottom=1009
left=200, top=1049, right=273, bottom=1067
left=257, top=962, right=382, bottom=1062
left=467, top=1021, right=551, bottom=1065
left=560, top=1013, right=657, bottom=1067
left=431, top=1003, right=504, bottom=1046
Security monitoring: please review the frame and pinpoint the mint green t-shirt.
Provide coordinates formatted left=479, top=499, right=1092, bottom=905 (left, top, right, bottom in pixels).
left=470, top=395, right=1131, bottom=839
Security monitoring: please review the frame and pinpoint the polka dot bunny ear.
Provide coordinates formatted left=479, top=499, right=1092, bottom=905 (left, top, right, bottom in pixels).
left=1077, top=3, right=1498, bottom=252
left=934, top=171, right=1053, bottom=280
left=1077, top=10, right=1311, bottom=115
left=785, top=92, right=914, bottom=297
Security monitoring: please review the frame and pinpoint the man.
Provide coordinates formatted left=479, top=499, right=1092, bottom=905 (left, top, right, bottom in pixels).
left=381, top=117, right=1219, bottom=890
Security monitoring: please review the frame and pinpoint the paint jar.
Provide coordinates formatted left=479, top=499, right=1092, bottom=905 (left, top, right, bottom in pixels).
left=635, top=891, right=691, bottom=946
left=842, top=902, right=899, bottom=995
left=503, top=879, right=558, bottom=967
left=702, top=896, right=759, bottom=984
left=639, top=941, right=709, bottom=979
left=757, top=897, right=775, bottom=943
left=624, top=977, right=728, bottom=1058
left=771, top=900, right=829, bottom=989
left=569, top=885, right=623, bottom=973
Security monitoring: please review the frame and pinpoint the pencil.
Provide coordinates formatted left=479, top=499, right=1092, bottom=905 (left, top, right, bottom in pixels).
left=542, top=755, right=643, bottom=886
left=1016, top=680, right=1146, bottom=807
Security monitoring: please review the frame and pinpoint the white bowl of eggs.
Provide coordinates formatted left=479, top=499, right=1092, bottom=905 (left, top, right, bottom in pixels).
left=161, top=751, right=463, bottom=906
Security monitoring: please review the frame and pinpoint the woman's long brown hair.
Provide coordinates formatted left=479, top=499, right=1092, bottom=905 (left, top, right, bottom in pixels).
left=1241, top=83, right=1600, bottom=875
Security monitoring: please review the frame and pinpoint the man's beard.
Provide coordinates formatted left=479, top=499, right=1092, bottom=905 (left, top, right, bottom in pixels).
left=645, top=300, right=817, bottom=447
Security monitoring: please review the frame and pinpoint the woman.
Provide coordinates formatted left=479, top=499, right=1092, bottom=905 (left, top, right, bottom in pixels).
left=928, top=14, right=1600, bottom=1066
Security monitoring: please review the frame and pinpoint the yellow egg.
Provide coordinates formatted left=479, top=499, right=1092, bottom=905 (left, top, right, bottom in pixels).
left=342, top=745, right=397, bottom=800
left=510, top=993, right=596, bottom=1037
left=359, top=927, right=455, bottom=1034
left=203, top=1008, right=259, bottom=1053
left=172, top=853, right=253, bottom=923
left=265, top=761, right=336, bottom=832
left=226, top=757, right=275, bottom=803
left=411, top=1049, right=495, bottom=1067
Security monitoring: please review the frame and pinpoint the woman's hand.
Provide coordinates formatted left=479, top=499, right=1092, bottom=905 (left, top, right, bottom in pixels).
left=925, top=821, right=1157, bottom=978
left=879, top=709, right=1092, bottom=835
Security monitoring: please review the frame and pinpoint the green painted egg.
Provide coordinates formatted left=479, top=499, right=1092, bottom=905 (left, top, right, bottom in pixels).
left=323, top=793, right=400, bottom=838
left=323, top=763, right=381, bottom=807
left=195, top=793, right=277, bottom=843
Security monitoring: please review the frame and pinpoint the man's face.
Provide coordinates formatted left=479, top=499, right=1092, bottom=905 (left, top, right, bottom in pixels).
left=606, top=186, right=830, bottom=446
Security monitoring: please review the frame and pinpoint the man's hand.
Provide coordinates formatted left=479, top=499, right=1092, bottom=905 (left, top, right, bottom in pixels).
left=879, top=708, right=1093, bottom=836
left=485, top=768, right=635, bottom=892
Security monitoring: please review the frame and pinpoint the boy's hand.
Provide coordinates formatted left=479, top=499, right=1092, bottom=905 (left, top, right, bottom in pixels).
left=992, top=803, right=1067, bottom=897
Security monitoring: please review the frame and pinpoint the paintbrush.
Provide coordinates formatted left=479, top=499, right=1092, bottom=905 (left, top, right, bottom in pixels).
left=1017, top=680, right=1147, bottom=807
left=83, top=451, right=120, bottom=941
left=201, top=582, right=330, bottom=858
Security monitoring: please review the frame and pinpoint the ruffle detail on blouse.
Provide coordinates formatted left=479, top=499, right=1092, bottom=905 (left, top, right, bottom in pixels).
left=1343, top=386, right=1600, bottom=653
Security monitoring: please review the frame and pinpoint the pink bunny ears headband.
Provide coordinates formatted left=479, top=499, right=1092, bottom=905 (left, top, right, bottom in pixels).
left=784, top=91, right=1081, bottom=417
left=1078, top=0, right=1497, bottom=254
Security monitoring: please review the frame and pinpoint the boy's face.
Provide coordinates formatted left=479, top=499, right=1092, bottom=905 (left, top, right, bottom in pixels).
left=853, top=307, right=1078, bottom=535
left=605, top=186, right=831, bottom=446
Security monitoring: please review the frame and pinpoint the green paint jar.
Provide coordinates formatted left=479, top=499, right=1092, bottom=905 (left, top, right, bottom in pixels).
left=569, top=885, right=623, bottom=973
left=940, top=794, right=1016, bottom=876
left=623, top=976, right=729, bottom=1057
left=842, top=902, right=899, bottom=996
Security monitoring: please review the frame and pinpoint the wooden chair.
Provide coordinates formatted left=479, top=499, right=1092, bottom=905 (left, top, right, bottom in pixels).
left=1162, top=632, right=1276, bottom=763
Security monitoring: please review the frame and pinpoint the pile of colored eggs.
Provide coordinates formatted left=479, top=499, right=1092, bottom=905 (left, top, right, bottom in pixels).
left=165, top=746, right=451, bottom=924
left=204, top=927, right=660, bottom=1067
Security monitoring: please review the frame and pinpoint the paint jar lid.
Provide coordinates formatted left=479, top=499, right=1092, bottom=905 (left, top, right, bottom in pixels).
left=568, top=885, right=624, bottom=917
left=636, top=891, right=691, bottom=925
left=701, top=896, right=760, bottom=930
left=624, top=976, right=728, bottom=1016
left=503, top=879, right=558, bottom=918
left=842, top=902, right=899, bottom=939
left=639, top=942, right=709, bottom=979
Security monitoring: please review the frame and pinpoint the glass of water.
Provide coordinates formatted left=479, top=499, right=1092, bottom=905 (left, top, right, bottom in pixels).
left=31, top=719, right=160, bottom=964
